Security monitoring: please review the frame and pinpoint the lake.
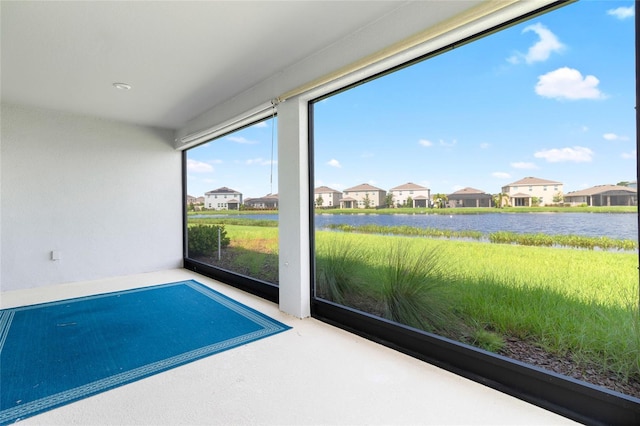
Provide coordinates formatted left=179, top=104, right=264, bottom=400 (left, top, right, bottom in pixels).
left=204, top=212, right=638, bottom=241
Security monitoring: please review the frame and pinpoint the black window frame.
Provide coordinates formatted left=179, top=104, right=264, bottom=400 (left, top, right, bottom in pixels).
left=182, top=118, right=279, bottom=304
left=307, top=1, right=640, bottom=423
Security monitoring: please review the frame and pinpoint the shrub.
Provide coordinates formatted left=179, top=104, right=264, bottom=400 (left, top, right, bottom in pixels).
left=188, top=224, right=230, bottom=256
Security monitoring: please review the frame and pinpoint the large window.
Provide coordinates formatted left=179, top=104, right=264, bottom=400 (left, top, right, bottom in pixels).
left=311, top=0, right=638, bottom=411
left=184, top=116, right=279, bottom=299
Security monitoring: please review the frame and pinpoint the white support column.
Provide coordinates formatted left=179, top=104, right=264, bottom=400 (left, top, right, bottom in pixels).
left=277, top=98, right=311, bottom=318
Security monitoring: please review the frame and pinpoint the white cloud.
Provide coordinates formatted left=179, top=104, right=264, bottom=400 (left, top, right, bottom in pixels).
left=439, top=139, right=457, bottom=147
left=603, top=133, right=629, bottom=141
left=507, top=23, right=563, bottom=65
left=535, top=67, right=605, bottom=100
left=252, top=121, right=268, bottom=128
left=418, top=139, right=433, bottom=147
left=607, top=6, right=634, bottom=20
left=480, top=142, right=490, bottom=149
left=245, top=158, right=274, bottom=166
left=492, top=172, right=511, bottom=179
left=186, top=159, right=214, bottom=173
left=227, top=136, right=258, bottom=144
left=510, top=162, right=538, bottom=169
left=522, top=23, right=564, bottom=64
left=327, top=159, right=342, bottom=168
left=621, top=150, right=637, bottom=159
left=534, top=146, right=594, bottom=163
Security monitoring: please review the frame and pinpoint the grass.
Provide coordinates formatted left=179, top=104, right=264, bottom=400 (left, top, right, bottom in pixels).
left=316, top=205, right=637, bottom=215
left=377, top=241, right=462, bottom=335
left=188, top=205, right=637, bottom=217
left=187, top=219, right=640, bottom=385
left=315, top=237, right=369, bottom=304
left=314, top=231, right=640, bottom=382
left=326, top=223, right=637, bottom=251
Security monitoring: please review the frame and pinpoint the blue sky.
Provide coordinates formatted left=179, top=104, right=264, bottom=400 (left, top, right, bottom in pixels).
left=188, top=0, right=635, bottom=199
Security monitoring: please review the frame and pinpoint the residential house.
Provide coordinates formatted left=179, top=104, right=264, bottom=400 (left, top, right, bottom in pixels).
left=564, top=185, right=637, bottom=207
left=340, top=183, right=386, bottom=209
left=204, top=187, right=243, bottom=210
left=501, top=177, right=563, bottom=207
left=186, top=194, right=205, bottom=211
left=447, top=187, right=492, bottom=208
left=244, top=194, right=279, bottom=210
left=389, top=182, right=430, bottom=208
left=314, top=186, right=341, bottom=208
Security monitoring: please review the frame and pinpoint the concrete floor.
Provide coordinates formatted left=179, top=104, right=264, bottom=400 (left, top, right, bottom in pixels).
left=1, top=269, right=577, bottom=425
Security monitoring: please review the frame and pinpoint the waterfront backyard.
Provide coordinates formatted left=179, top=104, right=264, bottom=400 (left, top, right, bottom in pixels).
left=187, top=209, right=639, bottom=398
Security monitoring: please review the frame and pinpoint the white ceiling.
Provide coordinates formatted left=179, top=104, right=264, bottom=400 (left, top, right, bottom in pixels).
left=1, top=1, right=481, bottom=130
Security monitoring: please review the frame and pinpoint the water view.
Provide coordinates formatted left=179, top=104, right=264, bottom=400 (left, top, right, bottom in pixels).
left=204, top=212, right=638, bottom=242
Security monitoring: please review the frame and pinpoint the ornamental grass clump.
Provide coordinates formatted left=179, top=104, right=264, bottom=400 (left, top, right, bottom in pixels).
left=316, top=238, right=368, bottom=304
left=380, top=242, right=461, bottom=335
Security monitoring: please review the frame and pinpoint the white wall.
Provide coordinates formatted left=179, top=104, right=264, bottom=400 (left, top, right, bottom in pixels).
left=1, top=104, right=183, bottom=291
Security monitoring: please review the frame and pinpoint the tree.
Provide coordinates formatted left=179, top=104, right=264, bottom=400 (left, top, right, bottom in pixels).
left=492, top=193, right=508, bottom=208
left=405, top=196, right=414, bottom=208
left=617, top=181, right=630, bottom=187
left=315, top=195, right=324, bottom=208
left=384, top=193, right=394, bottom=208
left=432, top=193, right=448, bottom=209
left=553, top=192, right=564, bottom=203
left=363, top=193, right=372, bottom=209
left=531, top=196, right=541, bottom=207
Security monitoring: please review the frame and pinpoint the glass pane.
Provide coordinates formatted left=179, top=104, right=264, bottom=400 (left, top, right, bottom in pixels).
left=186, top=116, right=279, bottom=284
left=313, top=1, right=638, bottom=398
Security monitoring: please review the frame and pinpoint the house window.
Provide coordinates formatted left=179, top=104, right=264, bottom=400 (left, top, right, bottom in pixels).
left=185, top=115, right=279, bottom=289
left=310, top=0, right=638, bottom=410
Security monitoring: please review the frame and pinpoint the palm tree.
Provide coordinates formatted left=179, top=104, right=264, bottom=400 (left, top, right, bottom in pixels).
left=432, top=193, right=448, bottom=209
left=493, top=192, right=508, bottom=208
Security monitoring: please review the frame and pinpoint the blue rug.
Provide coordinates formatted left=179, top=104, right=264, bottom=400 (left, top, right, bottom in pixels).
left=0, top=280, right=290, bottom=424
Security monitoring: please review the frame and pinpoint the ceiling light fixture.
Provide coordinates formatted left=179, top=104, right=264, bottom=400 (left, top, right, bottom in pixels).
left=113, top=82, right=132, bottom=90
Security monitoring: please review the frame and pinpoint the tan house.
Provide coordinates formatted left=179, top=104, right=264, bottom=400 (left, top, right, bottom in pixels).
left=314, top=186, right=342, bottom=208
left=340, top=183, right=386, bottom=209
left=501, top=177, right=563, bottom=207
left=564, top=185, right=637, bottom=207
left=204, top=187, right=243, bottom=210
left=389, top=182, right=430, bottom=208
left=447, top=187, right=492, bottom=208
left=186, top=195, right=205, bottom=211
left=244, top=194, right=279, bottom=210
